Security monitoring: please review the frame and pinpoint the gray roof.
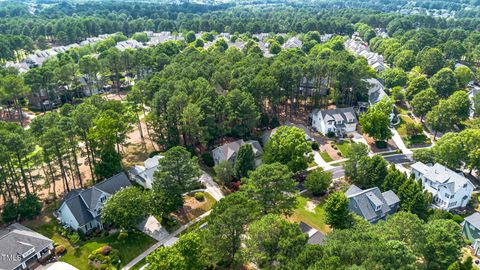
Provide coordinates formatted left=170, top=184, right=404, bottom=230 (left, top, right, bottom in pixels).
left=465, top=212, right=480, bottom=230
left=382, top=190, right=400, bottom=206
left=299, top=221, right=325, bottom=245
left=0, top=223, right=53, bottom=270
left=346, top=185, right=399, bottom=223
left=214, top=139, right=245, bottom=162
left=411, top=162, right=473, bottom=193
left=246, top=140, right=263, bottom=157
left=59, top=172, right=131, bottom=227
left=312, top=107, right=357, bottom=124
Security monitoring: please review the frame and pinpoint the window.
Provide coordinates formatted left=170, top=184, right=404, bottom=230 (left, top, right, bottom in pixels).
left=444, top=193, right=450, bottom=199
left=375, top=204, right=382, bottom=211
left=464, top=183, right=468, bottom=188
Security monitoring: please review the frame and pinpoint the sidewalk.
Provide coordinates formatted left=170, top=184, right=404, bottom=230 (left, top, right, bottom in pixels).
left=390, top=128, right=412, bottom=155
left=122, top=210, right=212, bottom=270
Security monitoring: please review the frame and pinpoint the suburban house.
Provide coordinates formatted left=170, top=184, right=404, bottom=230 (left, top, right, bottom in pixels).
left=212, top=139, right=263, bottom=166
left=55, top=172, right=131, bottom=233
left=364, top=78, right=388, bottom=106
left=411, top=162, right=474, bottom=210
left=346, top=185, right=400, bottom=223
left=0, top=223, right=54, bottom=270
left=299, top=222, right=325, bottom=245
left=282, top=36, right=302, bottom=49
left=310, top=107, right=357, bottom=136
left=261, top=121, right=313, bottom=145
left=463, top=212, right=480, bottom=255
left=129, top=155, right=163, bottom=189
left=345, top=38, right=386, bottom=73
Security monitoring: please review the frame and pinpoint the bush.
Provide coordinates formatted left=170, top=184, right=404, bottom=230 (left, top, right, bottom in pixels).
left=375, top=141, right=387, bottom=149
left=68, top=231, right=80, bottom=244
left=327, top=131, right=335, bottom=138
left=55, top=245, right=67, bottom=255
left=337, top=151, right=342, bottom=156
left=100, top=245, right=112, bottom=255
left=2, top=202, right=18, bottom=223
left=311, top=141, right=319, bottom=151
left=305, top=169, right=333, bottom=196
left=270, top=115, right=280, bottom=128
left=452, top=215, right=464, bottom=224
left=149, top=151, right=162, bottom=158
left=194, top=192, right=205, bottom=201
left=201, top=152, right=215, bottom=167
left=117, top=231, right=128, bottom=241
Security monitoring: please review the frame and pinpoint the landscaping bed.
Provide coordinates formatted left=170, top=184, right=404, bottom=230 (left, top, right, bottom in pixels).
left=172, top=192, right=216, bottom=225
left=396, top=115, right=431, bottom=148
left=25, top=217, right=156, bottom=270
left=319, top=151, right=333, bottom=162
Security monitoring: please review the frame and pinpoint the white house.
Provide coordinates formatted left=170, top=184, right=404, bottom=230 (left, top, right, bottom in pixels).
left=55, top=172, right=131, bottom=233
left=364, top=78, right=388, bottom=106
left=411, top=162, right=474, bottom=210
left=129, top=155, right=163, bottom=189
left=310, top=107, right=357, bottom=136
left=212, top=139, right=263, bottom=166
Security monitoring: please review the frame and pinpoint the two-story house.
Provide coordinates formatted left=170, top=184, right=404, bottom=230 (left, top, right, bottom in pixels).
left=411, top=162, right=474, bottom=210
left=55, top=172, right=131, bottom=233
left=129, top=155, right=163, bottom=189
left=212, top=139, right=263, bottom=166
left=0, top=223, right=54, bottom=270
left=346, top=185, right=400, bottom=223
left=310, top=107, right=357, bottom=136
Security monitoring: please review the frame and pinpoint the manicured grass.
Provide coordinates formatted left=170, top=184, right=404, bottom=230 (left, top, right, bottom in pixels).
left=320, top=151, right=333, bottom=162
left=396, top=115, right=431, bottom=147
left=173, top=192, right=216, bottom=225
left=25, top=217, right=156, bottom=270
left=61, top=231, right=155, bottom=270
left=335, top=140, right=355, bottom=157
left=131, top=257, right=148, bottom=270
left=289, top=195, right=330, bottom=233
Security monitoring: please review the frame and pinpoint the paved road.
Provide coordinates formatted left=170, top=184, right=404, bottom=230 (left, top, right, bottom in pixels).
left=384, top=154, right=412, bottom=164
left=326, top=166, right=345, bottom=179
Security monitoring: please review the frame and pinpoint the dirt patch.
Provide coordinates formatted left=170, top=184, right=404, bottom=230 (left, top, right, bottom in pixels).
left=305, top=200, right=319, bottom=213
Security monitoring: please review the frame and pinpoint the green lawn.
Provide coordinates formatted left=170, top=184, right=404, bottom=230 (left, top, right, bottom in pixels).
left=396, top=115, right=431, bottom=147
left=319, top=151, right=333, bottom=162
left=335, top=140, right=356, bottom=157
left=289, top=195, right=330, bottom=233
left=131, top=257, right=148, bottom=270
left=26, top=218, right=156, bottom=270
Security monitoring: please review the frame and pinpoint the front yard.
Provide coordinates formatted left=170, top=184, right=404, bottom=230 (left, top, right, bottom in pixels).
left=396, top=115, right=431, bottom=148
left=288, top=193, right=331, bottom=234
left=24, top=215, right=156, bottom=270
left=173, top=192, right=216, bottom=225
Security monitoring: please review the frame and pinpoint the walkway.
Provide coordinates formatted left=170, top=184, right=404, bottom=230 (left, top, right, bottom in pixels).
left=390, top=128, right=413, bottom=155
left=123, top=171, right=223, bottom=270
left=122, top=210, right=212, bottom=270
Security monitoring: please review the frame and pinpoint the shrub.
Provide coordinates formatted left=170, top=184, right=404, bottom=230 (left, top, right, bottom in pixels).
left=100, top=245, right=112, bottom=255
left=55, top=245, right=67, bottom=255
left=327, top=131, right=335, bottom=138
left=270, top=115, right=280, bottom=128
left=194, top=192, right=205, bottom=201
left=452, top=215, right=464, bottom=224
left=201, top=152, right=214, bottom=167
left=68, top=232, right=80, bottom=244
left=149, top=151, right=162, bottom=158
left=375, top=141, right=387, bottom=149
left=1, top=201, right=18, bottom=223
left=332, top=145, right=338, bottom=150
left=337, top=151, right=342, bottom=157
left=117, top=231, right=128, bottom=241
left=311, top=141, right=320, bottom=151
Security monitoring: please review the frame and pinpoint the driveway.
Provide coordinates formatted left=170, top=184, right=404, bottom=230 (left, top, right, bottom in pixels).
left=137, top=216, right=169, bottom=241
left=199, top=171, right=224, bottom=201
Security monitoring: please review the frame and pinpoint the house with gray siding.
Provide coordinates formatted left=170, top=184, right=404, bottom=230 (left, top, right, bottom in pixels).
left=55, top=172, right=131, bottom=233
left=346, top=185, right=400, bottom=223
left=0, top=223, right=54, bottom=270
left=463, top=212, right=480, bottom=255
left=212, top=139, right=263, bottom=166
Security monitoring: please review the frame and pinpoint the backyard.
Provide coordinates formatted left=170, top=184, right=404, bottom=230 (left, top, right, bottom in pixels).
left=288, top=193, right=330, bottom=234
left=24, top=213, right=156, bottom=270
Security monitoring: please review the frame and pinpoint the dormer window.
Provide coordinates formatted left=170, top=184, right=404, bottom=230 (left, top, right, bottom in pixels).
left=375, top=204, right=381, bottom=211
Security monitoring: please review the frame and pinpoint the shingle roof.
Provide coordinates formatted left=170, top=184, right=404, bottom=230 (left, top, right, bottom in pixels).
left=465, top=212, right=480, bottom=230
left=411, top=162, right=473, bottom=193
left=0, top=223, right=53, bottom=270
left=347, top=185, right=399, bottom=222
left=313, top=107, right=357, bottom=124
left=382, top=190, right=400, bottom=206
left=299, top=221, right=325, bottom=245
left=59, top=172, right=131, bottom=227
